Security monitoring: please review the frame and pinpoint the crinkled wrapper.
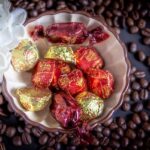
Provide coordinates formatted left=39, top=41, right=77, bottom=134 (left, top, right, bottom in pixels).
left=45, top=45, right=75, bottom=64
left=11, top=39, right=39, bottom=72
left=87, top=68, right=114, bottom=99
left=46, top=22, right=88, bottom=44
left=32, top=59, right=55, bottom=89
left=76, top=91, right=104, bottom=121
left=16, top=87, right=51, bottom=111
left=75, top=46, right=103, bottom=72
left=58, top=69, right=87, bottom=95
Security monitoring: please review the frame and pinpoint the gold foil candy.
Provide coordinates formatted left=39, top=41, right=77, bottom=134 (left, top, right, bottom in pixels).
left=16, top=87, right=51, bottom=111
left=76, top=91, right=104, bottom=121
left=44, top=45, right=75, bottom=64
left=11, top=39, right=39, bottom=72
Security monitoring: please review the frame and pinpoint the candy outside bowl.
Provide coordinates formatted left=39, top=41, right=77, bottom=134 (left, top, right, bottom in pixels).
left=2, top=10, right=131, bottom=131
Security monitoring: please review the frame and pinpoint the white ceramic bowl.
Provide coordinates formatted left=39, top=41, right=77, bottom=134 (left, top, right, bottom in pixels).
left=2, top=10, right=130, bottom=131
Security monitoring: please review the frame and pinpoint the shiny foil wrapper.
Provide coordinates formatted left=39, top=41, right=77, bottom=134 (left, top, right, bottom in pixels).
left=87, top=68, right=114, bottom=99
left=11, top=39, right=39, bottom=72
left=52, top=60, right=71, bottom=87
left=51, top=92, right=81, bottom=128
left=75, top=46, right=103, bottom=72
left=46, top=22, right=88, bottom=44
left=32, top=59, right=55, bottom=89
left=16, top=87, right=51, bottom=111
left=58, top=69, right=87, bottom=95
left=45, top=45, right=75, bottom=64
left=76, top=91, right=104, bottom=121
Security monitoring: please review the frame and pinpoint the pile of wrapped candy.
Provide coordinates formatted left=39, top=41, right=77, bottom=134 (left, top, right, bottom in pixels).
left=12, top=22, right=114, bottom=129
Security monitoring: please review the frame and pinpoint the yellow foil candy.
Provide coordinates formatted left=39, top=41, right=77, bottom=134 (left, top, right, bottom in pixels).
left=16, top=87, right=51, bottom=111
left=44, top=45, right=75, bottom=64
left=76, top=91, right=104, bottom=121
left=12, top=39, right=39, bottom=72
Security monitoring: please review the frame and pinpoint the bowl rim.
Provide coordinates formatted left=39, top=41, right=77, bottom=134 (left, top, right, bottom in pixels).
left=2, top=9, right=131, bottom=132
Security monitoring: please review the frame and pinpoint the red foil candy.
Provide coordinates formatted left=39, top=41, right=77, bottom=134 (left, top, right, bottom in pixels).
left=51, top=92, right=81, bottom=128
left=89, top=27, right=109, bottom=44
left=32, top=59, right=55, bottom=89
left=29, top=25, right=45, bottom=41
left=75, top=46, right=104, bottom=72
left=52, top=61, right=71, bottom=87
left=46, top=22, right=88, bottom=44
left=58, top=69, right=87, bottom=95
left=87, top=68, right=114, bottom=99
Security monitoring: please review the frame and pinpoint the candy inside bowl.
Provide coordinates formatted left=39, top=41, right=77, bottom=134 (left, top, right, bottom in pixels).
left=2, top=11, right=130, bottom=131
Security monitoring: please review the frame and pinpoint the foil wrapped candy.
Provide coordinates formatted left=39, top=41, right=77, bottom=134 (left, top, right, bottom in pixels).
left=75, top=46, right=104, bottom=72
left=11, top=40, right=39, bottom=72
left=16, top=87, right=52, bottom=111
left=87, top=68, right=114, bottom=99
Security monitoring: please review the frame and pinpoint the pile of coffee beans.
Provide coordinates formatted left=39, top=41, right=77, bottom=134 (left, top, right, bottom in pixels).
left=0, top=0, right=149, bottom=149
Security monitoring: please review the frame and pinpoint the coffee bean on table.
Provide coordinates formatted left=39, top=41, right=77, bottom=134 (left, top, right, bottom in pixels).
left=97, top=6, right=105, bottom=15
left=129, top=42, right=137, bottom=53
left=22, top=133, right=32, bottom=145
left=110, top=140, right=120, bottom=148
left=103, top=118, right=113, bottom=126
left=102, top=128, right=110, bottom=137
left=143, top=37, right=150, bottom=45
left=0, top=124, right=6, bottom=135
left=6, top=127, right=16, bottom=138
left=134, top=71, right=146, bottom=78
left=0, top=95, right=4, bottom=105
left=13, top=136, right=22, bottom=146
left=103, top=0, right=111, bottom=6
left=147, top=101, right=150, bottom=110
left=121, top=137, right=129, bottom=147
left=131, top=91, right=140, bottom=101
left=141, top=28, right=150, bottom=37
left=137, top=129, right=145, bottom=138
left=113, top=10, right=122, bottom=16
left=129, top=26, right=139, bottom=34
left=126, top=17, right=134, bottom=26
left=105, top=11, right=113, bottom=18
left=128, top=121, right=137, bottom=129
left=111, top=133, right=120, bottom=140
left=137, top=19, right=146, bottom=29
left=122, top=102, right=131, bottom=111
left=132, top=102, right=143, bottom=112
left=139, top=78, right=148, bottom=88
left=124, top=94, right=130, bottom=102
left=0, top=136, right=2, bottom=143
left=142, top=122, right=150, bottom=131
left=139, top=111, right=149, bottom=121
left=131, top=11, right=140, bottom=20
left=39, top=134, right=48, bottom=145
left=46, top=0, right=53, bottom=9
left=29, top=10, right=38, bottom=17
left=116, top=128, right=124, bottom=136
left=126, top=3, right=133, bottom=12
left=132, top=113, right=141, bottom=124
left=130, top=75, right=135, bottom=82
left=117, top=117, right=125, bottom=126
left=0, top=143, right=6, bottom=150
left=109, top=123, right=118, bottom=130
left=125, top=129, right=136, bottom=139
left=146, top=56, right=150, bottom=66
left=140, top=89, right=149, bottom=100
left=131, top=82, right=141, bottom=90
left=136, top=51, right=146, bottom=62
left=106, top=18, right=113, bottom=26
left=32, top=127, right=42, bottom=137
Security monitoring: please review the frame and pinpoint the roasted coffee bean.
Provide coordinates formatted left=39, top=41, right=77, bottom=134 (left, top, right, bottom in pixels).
left=0, top=124, right=6, bottom=134
left=128, top=121, right=137, bottom=129
left=139, top=78, right=148, bottom=88
left=6, top=127, right=16, bottom=138
left=147, top=101, right=150, bottom=110
left=125, top=129, right=136, bottom=139
left=126, top=3, right=133, bottom=12
left=139, top=111, right=149, bottom=121
left=132, top=113, right=141, bottom=124
left=137, top=129, right=145, bottom=138
left=22, top=133, right=32, bottom=145
left=116, top=128, right=124, bottom=136
left=105, top=11, right=113, bottom=18
left=103, top=0, right=111, bottom=6
left=122, top=102, right=131, bottom=111
left=136, top=51, right=146, bottom=62
left=97, top=6, right=105, bottom=15
left=137, top=19, right=146, bottom=29
left=55, top=143, right=62, bottom=150
left=141, top=28, right=150, bottom=37
left=113, top=10, right=122, bottom=16
left=79, top=0, right=89, bottom=6
left=111, top=133, right=120, bottom=140
left=132, top=102, right=143, bottom=112
left=113, top=17, right=119, bottom=27
left=131, top=91, right=140, bottom=101
left=134, top=71, right=146, bottom=78
left=143, top=37, right=150, bottom=45
left=131, top=82, right=141, bottom=90
left=103, top=118, right=113, bottom=126
left=26, top=3, right=35, bottom=10
left=13, top=136, right=22, bottom=146
left=109, top=123, right=118, bottom=130
left=112, top=2, right=120, bottom=9
left=29, top=10, right=38, bottom=17
left=17, top=126, right=24, bottom=133
left=130, top=144, right=138, bottom=150
left=0, top=143, right=6, bottom=150
left=129, top=26, right=139, bottom=34
left=46, top=0, right=53, bottom=9
left=140, top=9, right=148, bottom=17
left=131, top=11, right=140, bottom=20
left=92, top=137, right=99, bottom=146
left=121, top=123, right=127, bottom=130
left=36, top=1, right=46, bottom=10
left=124, top=94, right=130, bottom=102
left=130, top=75, right=135, bottom=82
left=146, top=56, right=150, bottom=66
left=58, top=134, right=68, bottom=144
left=99, top=137, right=109, bottom=146
left=48, top=138, right=56, bottom=146
left=102, top=128, right=110, bottom=137
left=94, top=125, right=103, bottom=132
left=39, top=134, right=48, bottom=145
left=121, top=137, right=129, bottom=147
left=117, top=117, right=125, bottom=126
left=129, top=42, right=137, bottom=53
left=140, top=89, right=149, bottom=100
left=32, top=127, right=42, bottom=137
left=113, top=27, right=120, bottom=34
left=110, top=140, right=120, bottom=148
left=142, top=122, right=150, bottom=131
